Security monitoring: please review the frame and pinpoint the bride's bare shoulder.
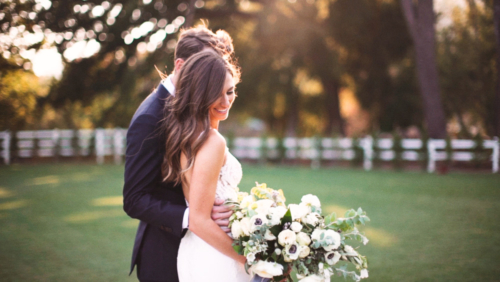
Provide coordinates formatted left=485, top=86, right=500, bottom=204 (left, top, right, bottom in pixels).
left=196, top=129, right=226, bottom=160
left=203, top=129, right=226, bottom=148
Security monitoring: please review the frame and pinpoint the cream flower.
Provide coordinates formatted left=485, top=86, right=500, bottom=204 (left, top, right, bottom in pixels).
left=231, top=220, right=243, bottom=239
left=240, top=217, right=252, bottom=236
left=302, top=212, right=320, bottom=226
left=288, top=204, right=309, bottom=221
left=278, top=229, right=296, bottom=246
left=264, top=229, right=276, bottom=241
left=296, top=232, right=311, bottom=246
left=235, top=211, right=244, bottom=219
left=269, top=206, right=287, bottom=225
left=299, top=246, right=310, bottom=258
left=301, top=194, right=321, bottom=208
left=240, top=195, right=255, bottom=209
left=311, top=229, right=324, bottom=242
left=325, top=251, right=341, bottom=265
left=251, top=199, right=275, bottom=215
left=343, top=245, right=357, bottom=256
left=360, top=269, right=369, bottom=279
left=250, top=214, right=268, bottom=232
left=322, top=230, right=341, bottom=251
left=284, top=243, right=301, bottom=261
left=251, top=261, right=284, bottom=278
left=290, top=222, right=303, bottom=233
left=247, top=252, right=256, bottom=264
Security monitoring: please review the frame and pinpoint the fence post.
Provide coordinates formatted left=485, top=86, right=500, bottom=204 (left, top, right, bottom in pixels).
left=1, top=131, right=11, bottom=165
left=95, top=128, right=105, bottom=165
left=427, top=139, right=436, bottom=173
left=310, top=136, right=321, bottom=169
left=492, top=137, right=499, bottom=173
left=360, top=136, right=373, bottom=171
left=114, top=128, right=125, bottom=165
left=259, top=136, right=267, bottom=165
left=52, top=128, right=60, bottom=159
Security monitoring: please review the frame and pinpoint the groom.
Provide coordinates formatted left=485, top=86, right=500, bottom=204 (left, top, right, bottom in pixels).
left=123, top=24, right=235, bottom=282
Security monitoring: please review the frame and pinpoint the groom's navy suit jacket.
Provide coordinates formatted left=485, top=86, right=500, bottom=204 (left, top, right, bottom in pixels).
left=123, top=84, right=187, bottom=282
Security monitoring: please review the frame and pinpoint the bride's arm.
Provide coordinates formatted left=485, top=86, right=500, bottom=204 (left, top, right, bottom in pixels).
left=188, top=130, right=246, bottom=264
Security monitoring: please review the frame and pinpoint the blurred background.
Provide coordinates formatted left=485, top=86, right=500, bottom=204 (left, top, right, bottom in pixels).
left=1, top=0, right=500, bottom=281
left=0, top=0, right=498, bottom=139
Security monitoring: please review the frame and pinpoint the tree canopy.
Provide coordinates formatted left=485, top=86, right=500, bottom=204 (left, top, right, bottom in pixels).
left=0, top=0, right=498, bottom=138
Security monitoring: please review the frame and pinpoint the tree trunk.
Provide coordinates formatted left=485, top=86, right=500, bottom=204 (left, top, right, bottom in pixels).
left=494, top=0, right=500, bottom=137
left=184, top=0, right=197, bottom=28
left=321, top=78, right=345, bottom=136
left=401, top=0, right=447, bottom=139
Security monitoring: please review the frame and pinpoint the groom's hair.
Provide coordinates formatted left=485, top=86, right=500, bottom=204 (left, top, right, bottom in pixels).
left=174, top=22, right=234, bottom=61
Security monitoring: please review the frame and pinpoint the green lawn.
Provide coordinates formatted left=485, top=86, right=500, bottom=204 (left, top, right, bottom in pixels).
left=0, top=163, right=499, bottom=281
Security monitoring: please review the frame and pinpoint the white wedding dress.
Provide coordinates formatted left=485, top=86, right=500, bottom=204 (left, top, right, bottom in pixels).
left=177, top=148, right=252, bottom=282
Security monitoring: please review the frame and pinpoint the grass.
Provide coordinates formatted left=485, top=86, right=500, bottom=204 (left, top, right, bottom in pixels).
left=0, top=163, right=499, bottom=281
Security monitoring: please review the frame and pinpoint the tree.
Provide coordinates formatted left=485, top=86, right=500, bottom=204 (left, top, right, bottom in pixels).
left=494, top=0, right=500, bottom=136
left=401, top=0, right=447, bottom=138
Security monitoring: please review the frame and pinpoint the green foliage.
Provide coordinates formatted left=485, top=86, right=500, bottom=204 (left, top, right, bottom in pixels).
left=437, top=1, right=497, bottom=137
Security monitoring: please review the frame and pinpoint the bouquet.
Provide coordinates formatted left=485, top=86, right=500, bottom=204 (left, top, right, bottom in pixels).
left=228, top=183, right=370, bottom=282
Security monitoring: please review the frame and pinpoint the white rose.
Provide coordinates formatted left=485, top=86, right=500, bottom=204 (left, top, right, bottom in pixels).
left=301, top=194, right=321, bottom=208
left=302, top=213, right=320, bottom=226
left=252, top=199, right=274, bottom=215
left=240, top=217, right=252, bottom=236
left=250, top=214, right=268, bottom=232
left=322, top=230, right=341, bottom=251
left=325, top=251, right=341, bottom=265
left=278, top=229, right=296, bottom=246
left=240, top=195, right=255, bottom=209
left=231, top=220, right=243, bottom=239
left=360, top=269, right=369, bottom=279
left=264, top=229, right=276, bottom=241
left=290, top=222, right=303, bottom=233
left=298, top=274, right=324, bottom=282
left=288, top=204, right=309, bottom=220
left=251, top=261, right=284, bottom=278
left=299, top=246, right=310, bottom=258
left=297, top=273, right=306, bottom=279
left=296, top=232, right=311, bottom=246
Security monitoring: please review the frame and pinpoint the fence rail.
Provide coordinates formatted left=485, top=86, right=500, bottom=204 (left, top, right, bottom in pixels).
left=0, top=129, right=498, bottom=173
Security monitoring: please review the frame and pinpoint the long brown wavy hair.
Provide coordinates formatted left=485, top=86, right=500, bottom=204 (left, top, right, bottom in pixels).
left=161, top=51, right=240, bottom=185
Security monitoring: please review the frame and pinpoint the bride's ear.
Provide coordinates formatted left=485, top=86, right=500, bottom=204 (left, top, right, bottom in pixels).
left=174, top=58, right=185, bottom=73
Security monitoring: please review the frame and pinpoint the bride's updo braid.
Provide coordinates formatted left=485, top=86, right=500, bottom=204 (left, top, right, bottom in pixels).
left=162, top=51, right=240, bottom=185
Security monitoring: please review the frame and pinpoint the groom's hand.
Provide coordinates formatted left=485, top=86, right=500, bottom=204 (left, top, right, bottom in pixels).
left=212, top=198, right=233, bottom=233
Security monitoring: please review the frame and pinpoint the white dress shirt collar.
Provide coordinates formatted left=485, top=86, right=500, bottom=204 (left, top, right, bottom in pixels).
left=161, top=76, right=176, bottom=96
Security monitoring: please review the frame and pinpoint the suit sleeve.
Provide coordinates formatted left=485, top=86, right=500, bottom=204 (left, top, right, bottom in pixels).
left=123, top=113, right=186, bottom=238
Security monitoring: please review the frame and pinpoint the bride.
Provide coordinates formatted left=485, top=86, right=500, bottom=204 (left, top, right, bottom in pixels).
left=161, top=50, right=251, bottom=281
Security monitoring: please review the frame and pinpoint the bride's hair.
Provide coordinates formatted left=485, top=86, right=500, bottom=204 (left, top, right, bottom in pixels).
left=161, top=51, right=240, bottom=185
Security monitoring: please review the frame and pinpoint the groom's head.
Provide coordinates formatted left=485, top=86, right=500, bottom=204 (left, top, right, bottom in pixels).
left=172, top=23, right=234, bottom=75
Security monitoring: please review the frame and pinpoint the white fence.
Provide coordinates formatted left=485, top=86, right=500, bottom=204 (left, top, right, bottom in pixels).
left=0, top=129, right=498, bottom=173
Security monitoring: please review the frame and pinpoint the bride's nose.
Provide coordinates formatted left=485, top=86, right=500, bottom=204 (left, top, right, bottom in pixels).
left=221, top=95, right=231, bottom=107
